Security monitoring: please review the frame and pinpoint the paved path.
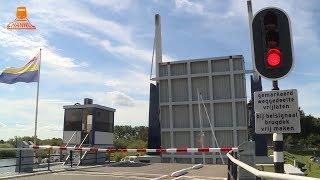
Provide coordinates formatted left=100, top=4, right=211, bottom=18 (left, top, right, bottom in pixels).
left=12, top=163, right=227, bottom=180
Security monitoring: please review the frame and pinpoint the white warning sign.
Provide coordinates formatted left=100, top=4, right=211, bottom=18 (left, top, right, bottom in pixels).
left=254, top=89, right=300, bottom=134
left=254, top=89, right=298, bottom=112
left=255, top=110, right=301, bottom=134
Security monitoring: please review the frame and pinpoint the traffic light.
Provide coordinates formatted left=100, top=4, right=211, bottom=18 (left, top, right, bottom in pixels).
left=252, top=8, right=293, bottom=79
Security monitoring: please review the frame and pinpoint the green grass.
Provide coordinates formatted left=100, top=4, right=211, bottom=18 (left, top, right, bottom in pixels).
left=263, top=149, right=320, bottom=178
left=256, top=164, right=274, bottom=172
left=0, top=143, right=15, bottom=158
left=285, top=150, right=320, bottom=178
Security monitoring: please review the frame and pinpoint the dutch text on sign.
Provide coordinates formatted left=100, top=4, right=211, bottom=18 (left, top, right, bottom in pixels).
left=254, top=89, right=298, bottom=112
left=254, top=89, right=300, bottom=134
left=255, top=110, right=301, bottom=134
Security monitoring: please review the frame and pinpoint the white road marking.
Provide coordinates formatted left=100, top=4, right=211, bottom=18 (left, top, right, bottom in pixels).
left=179, top=176, right=227, bottom=180
left=172, top=176, right=185, bottom=180
left=152, top=175, right=169, bottom=180
left=59, top=170, right=164, bottom=177
left=54, top=172, right=152, bottom=179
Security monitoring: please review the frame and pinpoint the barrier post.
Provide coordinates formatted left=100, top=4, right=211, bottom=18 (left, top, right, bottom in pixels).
left=60, top=149, right=62, bottom=163
left=80, top=150, right=82, bottom=166
left=227, top=154, right=230, bottom=180
left=108, top=150, right=111, bottom=163
left=47, top=151, right=51, bottom=171
left=18, top=150, right=22, bottom=173
left=70, top=150, right=73, bottom=167
left=96, top=150, right=98, bottom=164
left=233, top=152, right=238, bottom=179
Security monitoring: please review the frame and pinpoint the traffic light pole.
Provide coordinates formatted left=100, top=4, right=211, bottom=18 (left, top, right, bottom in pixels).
left=272, top=81, right=279, bottom=90
left=247, top=0, right=259, bottom=82
left=247, top=0, right=268, bottom=156
left=272, top=80, right=284, bottom=173
left=250, top=4, right=293, bottom=173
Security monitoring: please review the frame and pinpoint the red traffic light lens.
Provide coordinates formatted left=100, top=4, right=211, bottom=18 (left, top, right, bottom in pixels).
left=266, top=48, right=281, bottom=67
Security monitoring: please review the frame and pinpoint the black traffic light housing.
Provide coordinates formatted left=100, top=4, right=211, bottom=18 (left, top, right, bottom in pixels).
left=252, top=7, right=293, bottom=79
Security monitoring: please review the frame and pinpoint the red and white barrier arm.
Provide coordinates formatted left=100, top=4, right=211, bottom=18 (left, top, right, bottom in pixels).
left=28, top=145, right=238, bottom=153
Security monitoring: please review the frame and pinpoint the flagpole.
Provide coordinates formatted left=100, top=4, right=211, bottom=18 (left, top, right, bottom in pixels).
left=34, top=49, right=42, bottom=145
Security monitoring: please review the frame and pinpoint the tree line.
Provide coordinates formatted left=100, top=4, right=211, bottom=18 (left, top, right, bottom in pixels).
left=284, top=109, right=320, bottom=149
left=0, top=125, right=148, bottom=157
left=1, top=112, right=319, bottom=155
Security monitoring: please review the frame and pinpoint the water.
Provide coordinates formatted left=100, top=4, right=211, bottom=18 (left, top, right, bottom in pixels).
left=0, top=158, right=16, bottom=176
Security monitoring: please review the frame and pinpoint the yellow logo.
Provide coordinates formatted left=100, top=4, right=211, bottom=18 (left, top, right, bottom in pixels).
left=16, top=7, right=27, bottom=20
left=7, top=6, right=36, bottom=30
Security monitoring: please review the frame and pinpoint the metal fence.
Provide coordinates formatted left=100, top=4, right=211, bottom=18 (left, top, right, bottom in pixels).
left=0, top=149, right=109, bottom=174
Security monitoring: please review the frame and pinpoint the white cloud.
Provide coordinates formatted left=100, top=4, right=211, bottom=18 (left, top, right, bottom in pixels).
left=0, top=28, right=83, bottom=69
left=0, top=29, right=46, bottom=49
left=174, top=0, right=233, bottom=19
left=0, top=27, right=112, bottom=87
left=81, top=91, right=149, bottom=126
left=42, top=67, right=108, bottom=85
left=29, top=0, right=133, bottom=45
left=40, top=124, right=62, bottom=132
left=115, top=100, right=149, bottom=126
left=228, top=1, right=319, bottom=47
left=0, top=89, right=149, bottom=140
left=26, top=0, right=174, bottom=64
left=11, top=48, right=82, bottom=69
left=175, top=0, right=205, bottom=15
left=0, top=122, right=6, bottom=128
left=88, top=0, right=133, bottom=11
left=0, top=97, right=68, bottom=140
left=106, top=91, right=135, bottom=107
left=104, top=70, right=150, bottom=96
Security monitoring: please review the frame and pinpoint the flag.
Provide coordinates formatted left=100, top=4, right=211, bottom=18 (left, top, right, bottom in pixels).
left=0, top=54, right=39, bottom=84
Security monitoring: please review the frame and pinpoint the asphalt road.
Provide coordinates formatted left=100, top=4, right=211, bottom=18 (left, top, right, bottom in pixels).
left=12, top=163, right=227, bottom=180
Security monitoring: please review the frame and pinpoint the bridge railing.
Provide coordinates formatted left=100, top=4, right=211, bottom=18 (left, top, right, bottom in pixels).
left=226, top=149, right=319, bottom=180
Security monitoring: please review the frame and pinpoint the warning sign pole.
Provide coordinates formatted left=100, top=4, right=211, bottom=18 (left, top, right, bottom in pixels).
left=272, top=80, right=284, bottom=173
left=273, top=133, right=284, bottom=173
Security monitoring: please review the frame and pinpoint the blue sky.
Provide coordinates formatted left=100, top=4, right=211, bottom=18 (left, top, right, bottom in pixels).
left=0, top=0, right=319, bottom=140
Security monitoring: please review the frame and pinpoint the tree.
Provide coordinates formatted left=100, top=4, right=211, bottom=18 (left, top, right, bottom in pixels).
left=113, top=125, right=148, bottom=149
left=285, top=108, right=320, bottom=149
left=114, top=125, right=148, bottom=141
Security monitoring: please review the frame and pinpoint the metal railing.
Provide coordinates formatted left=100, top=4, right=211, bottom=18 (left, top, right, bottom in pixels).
left=226, top=149, right=319, bottom=180
left=0, top=149, right=109, bottom=174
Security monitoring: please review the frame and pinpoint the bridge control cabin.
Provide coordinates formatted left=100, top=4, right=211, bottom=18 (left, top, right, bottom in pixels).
left=62, top=98, right=115, bottom=147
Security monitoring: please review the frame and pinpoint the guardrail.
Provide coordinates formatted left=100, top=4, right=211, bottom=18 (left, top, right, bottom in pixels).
left=226, top=149, right=319, bottom=180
